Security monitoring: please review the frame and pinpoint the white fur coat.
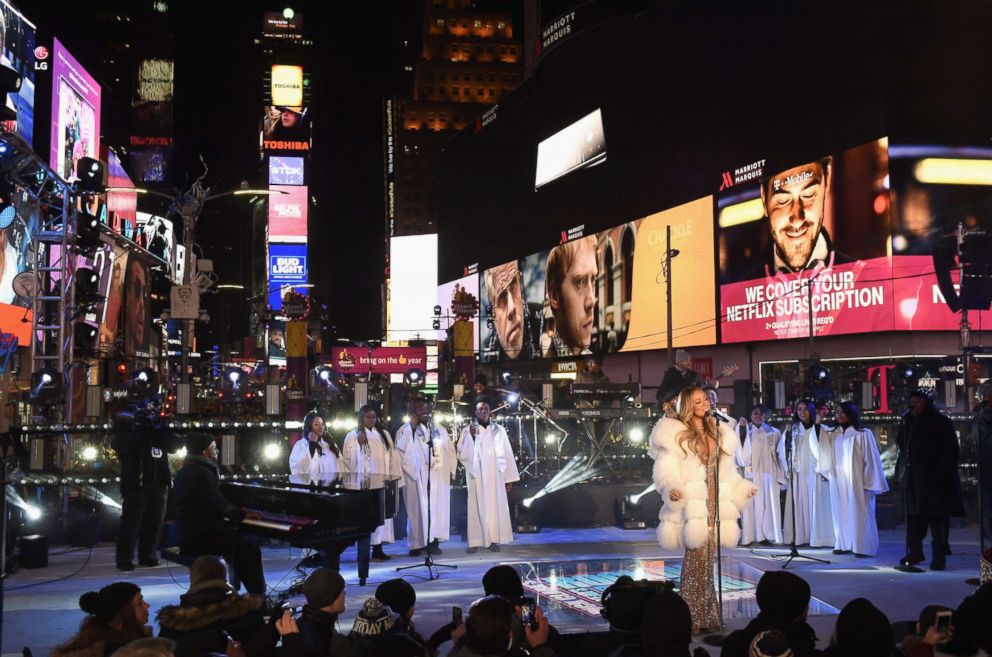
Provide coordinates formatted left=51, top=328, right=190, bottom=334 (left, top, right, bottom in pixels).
left=650, top=416, right=753, bottom=550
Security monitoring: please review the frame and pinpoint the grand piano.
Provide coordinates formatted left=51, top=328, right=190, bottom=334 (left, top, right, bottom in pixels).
left=220, top=473, right=399, bottom=547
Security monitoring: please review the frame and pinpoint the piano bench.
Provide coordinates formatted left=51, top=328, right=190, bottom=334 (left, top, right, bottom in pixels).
left=160, top=547, right=242, bottom=592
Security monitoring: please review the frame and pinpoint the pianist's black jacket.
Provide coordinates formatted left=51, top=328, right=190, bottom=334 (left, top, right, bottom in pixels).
left=173, top=455, right=246, bottom=543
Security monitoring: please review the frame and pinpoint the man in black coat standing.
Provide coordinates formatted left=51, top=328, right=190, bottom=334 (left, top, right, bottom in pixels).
left=113, top=410, right=181, bottom=571
left=173, top=433, right=267, bottom=594
left=896, top=390, right=964, bottom=571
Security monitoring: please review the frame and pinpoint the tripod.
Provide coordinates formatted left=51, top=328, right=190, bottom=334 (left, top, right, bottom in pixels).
left=396, top=417, right=456, bottom=580
left=772, top=425, right=830, bottom=568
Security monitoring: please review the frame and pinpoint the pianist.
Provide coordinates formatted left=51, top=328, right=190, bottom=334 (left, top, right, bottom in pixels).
left=173, top=433, right=267, bottom=595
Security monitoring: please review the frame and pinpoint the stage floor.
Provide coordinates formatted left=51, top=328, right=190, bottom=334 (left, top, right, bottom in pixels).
left=1, top=526, right=982, bottom=656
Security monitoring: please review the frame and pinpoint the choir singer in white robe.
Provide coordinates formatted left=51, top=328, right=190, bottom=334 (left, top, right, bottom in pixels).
left=396, top=397, right=456, bottom=556
left=289, top=411, right=342, bottom=478
left=737, top=405, right=786, bottom=545
left=814, top=401, right=888, bottom=556
left=458, top=398, right=520, bottom=553
left=779, top=399, right=834, bottom=547
left=342, top=405, right=402, bottom=561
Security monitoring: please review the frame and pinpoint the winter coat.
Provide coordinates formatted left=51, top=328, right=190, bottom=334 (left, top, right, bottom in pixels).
left=280, top=605, right=374, bottom=657
left=156, top=586, right=265, bottom=657
left=650, top=417, right=753, bottom=550
left=172, top=456, right=246, bottom=544
left=895, top=408, right=965, bottom=518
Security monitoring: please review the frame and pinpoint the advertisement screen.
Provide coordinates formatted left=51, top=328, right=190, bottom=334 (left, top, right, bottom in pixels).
left=130, top=148, right=166, bottom=182
left=123, top=257, right=150, bottom=357
left=132, top=58, right=173, bottom=135
left=136, top=211, right=174, bottom=270
left=1, top=1, right=36, bottom=145
left=888, top=145, right=992, bottom=330
left=262, top=105, right=310, bottom=142
left=535, top=108, right=606, bottom=190
left=437, top=274, right=480, bottom=350
left=480, top=196, right=716, bottom=361
left=267, top=242, right=308, bottom=309
left=0, top=185, right=41, bottom=342
left=718, top=139, right=893, bottom=342
left=268, top=155, right=305, bottom=186
left=270, top=65, right=303, bottom=107
left=97, top=244, right=128, bottom=355
left=268, top=184, right=307, bottom=242
left=389, top=234, right=438, bottom=342
left=50, top=38, right=101, bottom=181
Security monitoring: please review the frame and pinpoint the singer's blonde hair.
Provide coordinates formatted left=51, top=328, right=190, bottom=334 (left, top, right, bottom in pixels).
left=674, top=387, right=726, bottom=459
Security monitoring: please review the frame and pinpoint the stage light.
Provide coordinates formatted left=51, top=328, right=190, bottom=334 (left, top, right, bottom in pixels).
left=402, top=414, right=410, bottom=424
left=544, top=433, right=557, bottom=445
left=29, top=367, right=63, bottom=404
left=628, top=483, right=656, bottom=506
left=501, top=371, right=512, bottom=384
left=129, top=368, right=157, bottom=398
left=433, top=305, right=442, bottom=316
left=511, top=500, right=540, bottom=533
left=175, top=446, right=187, bottom=458
left=75, top=157, right=106, bottom=194
left=81, top=446, right=98, bottom=461
left=404, top=369, right=424, bottom=387
left=74, top=209, right=102, bottom=253
left=74, top=267, right=103, bottom=303
left=508, top=393, right=519, bottom=403
left=628, top=427, right=645, bottom=443
left=317, top=367, right=332, bottom=382
left=614, top=495, right=647, bottom=530
left=263, top=443, right=282, bottom=461
left=25, top=504, right=41, bottom=521
left=74, top=322, right=99, bottom=356
left=283, top=6, right=294, bottom=19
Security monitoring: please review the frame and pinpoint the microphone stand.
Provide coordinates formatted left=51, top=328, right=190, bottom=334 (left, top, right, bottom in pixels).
left=703, top=411, right=726, bottom=645
left=396, top=416, right=456, bottom=580
left=771, top=423, right=830, bottom=568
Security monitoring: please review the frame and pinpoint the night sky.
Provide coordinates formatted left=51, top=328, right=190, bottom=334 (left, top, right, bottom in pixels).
left=18, top=0, right=422, bottom=341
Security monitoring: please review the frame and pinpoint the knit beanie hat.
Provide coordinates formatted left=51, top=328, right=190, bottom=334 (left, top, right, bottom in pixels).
left=482, top=565, right=524, bottom=601
left=79, top=582, right=141, bottom=623
left=755, top=571, right=811, bottom=622
left=188, top=555, right=232, bottom=594
left=750, top=630, right=794, bottom=657
left=375, top=578, right=417, bottom=618
left=185, top=433, right=215, bottom=455
left=350, top=598, right=399, bottom=638
left=303, top=568, right=346, bottom=609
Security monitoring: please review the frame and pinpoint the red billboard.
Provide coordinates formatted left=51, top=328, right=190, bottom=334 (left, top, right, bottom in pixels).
left=331, top=346, right=428, bottom=374
left=268, top=184, right=307, bottom=242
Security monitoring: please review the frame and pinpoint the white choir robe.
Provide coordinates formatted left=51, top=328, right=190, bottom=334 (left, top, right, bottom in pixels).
left=396, top=422, right=456, bottom=550
left=737, top=423, right=786, bottom=544
left=814, top=425, right=888, bottom=555
left=458, top=423, right=520, bottom=548
left=779, top=423, right=834, bottom=547
left=289, top=437, right=341, bottom=478
left=342, top=427, right=402, bottom=546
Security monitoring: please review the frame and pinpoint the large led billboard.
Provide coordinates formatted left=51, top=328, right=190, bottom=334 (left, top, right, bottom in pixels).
left=270, top=65, right=303, bottom=107
left=268, top=155, right=304, bottom=186
left=268, top=184, right=307, bottom=242
left=534, top=108, right=606, bottom=190
left=1, top=0, right=36, bottom=145
left=437, top=274, right=480, bottom=350
left=479, top=196, right=716, bottom=361
left=267, top=242, right=308, bottom=309
left=389, top=234, right=438, bottom=342
left=50, top=38, right=100, bottom=181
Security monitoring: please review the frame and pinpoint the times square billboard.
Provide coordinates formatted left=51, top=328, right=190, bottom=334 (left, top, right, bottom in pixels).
left=469, top=137, right=992, bottom=362
left=49, top=37, right=100, bottom=181
left=0, top=0, right=36, bottom=145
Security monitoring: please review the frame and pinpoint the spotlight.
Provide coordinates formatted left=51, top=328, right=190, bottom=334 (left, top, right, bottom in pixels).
left=25, top=504, right=42, bottom=521
left=74, top=267, right=103, bottom=304
left=403, top=368, right=424, bottom=387
left=501, top=371, right=512, bottom=384
left=175, top=446, right=187, bottom=459
left=628, top=427, right=645, bottom=443
left=317, top=367, right=333, bottom=383
left=433, top=305, right=442, bottom=316
left=74, top=209, right=102, bottom=253
left=75, top=156, right=106, bottom=193
left=614, top=495, right=647, bottom=530
left=129, top=368, right=158, bottom=398
left=544, top=433, right=557, bottom=445
left=511, top=500, right=540, bottom=533
left=402, top=414, right=410, bottom=424
left=30, top=367, right=63, bottom=404
left=81, top=446, right=98, bottom=461
left=74, top=322, right=99, bottom=357
left=263, top=443, right=282, bottom=461
left=507, top=393, right=519, bottom=404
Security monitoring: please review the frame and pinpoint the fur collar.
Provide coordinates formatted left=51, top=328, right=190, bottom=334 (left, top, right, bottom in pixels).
left=650, top=416, right=735, bottom=460
left=156, top=594, right=263, bottom=631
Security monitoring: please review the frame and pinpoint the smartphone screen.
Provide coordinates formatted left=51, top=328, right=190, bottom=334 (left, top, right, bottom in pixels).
left=936, top=611, right=952, bottom=633
left=518, top=597, right=537, bottom=630
left=452, top=606, right=463, bottom=625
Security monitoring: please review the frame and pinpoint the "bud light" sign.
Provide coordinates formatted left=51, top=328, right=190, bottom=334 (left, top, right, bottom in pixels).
left=268, top=243, right=308, bottom=309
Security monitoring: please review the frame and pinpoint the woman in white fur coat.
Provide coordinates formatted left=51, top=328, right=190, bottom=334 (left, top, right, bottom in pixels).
left=650, top=387, right=757, bottom=633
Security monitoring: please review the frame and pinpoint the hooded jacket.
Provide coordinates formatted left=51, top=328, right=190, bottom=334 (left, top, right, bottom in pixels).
left=156, top=586, right=265, bottom=657
left=650, top=417, right=752, bottom=549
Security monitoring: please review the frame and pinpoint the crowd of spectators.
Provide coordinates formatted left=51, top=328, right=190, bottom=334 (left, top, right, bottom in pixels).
left=46, top=558, right=992, bottom=657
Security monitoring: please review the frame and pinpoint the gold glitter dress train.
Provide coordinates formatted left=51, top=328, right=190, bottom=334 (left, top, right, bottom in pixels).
left=678, top=447, right=720, bottom=633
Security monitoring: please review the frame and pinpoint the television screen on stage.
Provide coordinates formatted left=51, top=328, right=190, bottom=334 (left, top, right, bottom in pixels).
left=718, top=138, right=893, bottom=342
left=268, top=184, right=307, bottom=242
left=50, top=38, right=100, bottom=182
left=0, top=0, right=36, bottom=145
left=389, top=234, right=437, bottom=342
left=269, top=155, right=305, bottom=186
left=480, top=196, right=716, bottom=362
left=437, top=274, right=480, bottom=349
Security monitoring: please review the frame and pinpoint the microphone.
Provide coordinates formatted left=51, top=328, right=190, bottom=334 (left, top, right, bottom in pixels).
left=707, top=408, right=734, bottom=424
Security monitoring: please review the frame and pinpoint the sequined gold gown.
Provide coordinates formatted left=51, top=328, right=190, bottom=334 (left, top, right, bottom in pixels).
left=679, top=446, right=720, bottom=632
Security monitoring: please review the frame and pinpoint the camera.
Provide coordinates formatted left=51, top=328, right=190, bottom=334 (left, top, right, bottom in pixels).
left=518, top=596, right=538, bottom=631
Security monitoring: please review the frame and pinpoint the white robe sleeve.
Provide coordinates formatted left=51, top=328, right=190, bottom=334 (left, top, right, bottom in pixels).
left=860, top=429, right=889, bottom=494
left=777, top=428, right=791, bottom=479
left=383, top=430, right=404, bottom=487
left=720, top=424, right=754, bottom=509
left=499, top=428, right=521, bottom=484
left=813, top=426, right=835, bottom=479
left=442, top=428, right=457, bottom=480
left=289, top=439, right=311, bottom=475
left=771, top=428, right=787, bottom=485
left=737, top=428, right=754, bottom=479
left=457, top=427, right=474, bottom=474
left=341, top=431, right=359, bottom=473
